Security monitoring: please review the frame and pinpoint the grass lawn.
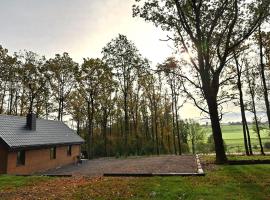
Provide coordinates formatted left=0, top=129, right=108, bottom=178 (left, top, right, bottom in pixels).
left=1, top=156, right=270, bottom=200
left=0, top=175, right=50, bottom=190
left=74, top=164, right=270, bottom=200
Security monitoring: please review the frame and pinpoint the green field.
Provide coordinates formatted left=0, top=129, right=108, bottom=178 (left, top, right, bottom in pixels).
left=203, top=125, right=270, bottom=153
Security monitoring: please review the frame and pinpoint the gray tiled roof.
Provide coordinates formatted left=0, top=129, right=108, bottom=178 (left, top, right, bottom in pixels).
left=0, top=115, right=84, bottom=149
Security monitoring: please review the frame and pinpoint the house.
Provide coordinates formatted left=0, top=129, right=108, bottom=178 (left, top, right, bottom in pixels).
left=0, top=114, right=84, bottom=174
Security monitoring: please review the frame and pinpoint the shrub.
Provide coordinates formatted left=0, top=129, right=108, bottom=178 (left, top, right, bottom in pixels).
left=196, top=142, right=210, bottom=154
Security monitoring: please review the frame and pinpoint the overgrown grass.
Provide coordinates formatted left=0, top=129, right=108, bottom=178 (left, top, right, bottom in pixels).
left=0, top=175, right=51, bottom=190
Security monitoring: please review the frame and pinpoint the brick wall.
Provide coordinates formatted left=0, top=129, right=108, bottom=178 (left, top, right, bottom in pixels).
left=7, top=144, right=81, bottom=174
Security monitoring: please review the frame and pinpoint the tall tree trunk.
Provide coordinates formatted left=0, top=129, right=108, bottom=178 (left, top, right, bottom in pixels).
left=206, top=96, right=227, bottom=164
left=123, top=91, right=129, bottom=155
left=13, top=89, right=18, bottom=115
left=190, top=125, right=195, bottom=155
left=153, top=101, right=159, bottom=155
left=20, top=87, right=26, bottom=116
left=234, top=53, right=250, bottom=155
left=77, top=119, right=80, bottom=135
left=57, top=98, right=61, bottom=121
left=0, top=83, right=7, bottom=114
left=8, top=87, right=14, bottom=115
left=244, top=118, right=253, bottom=155
left=250, top=93, right=265, bottom=155
left=171, top=98, right=177, bottom=155
left=167, top=135, right=172, bottom=154
left=102, top=109, right=108, bottom=157
left=151, top=109, right=155, bottom=154
left=90, top=96, right=94, bottom=158
left=174, top=85, right=182, bottom=155
left=87, top=97, right=95, bottom=159
left=109, top=113, right=112, bottom=156
left=258, top=26, right=270, bottom=128
left=87, top=101, right=92, bottom=159
left=29, top=95, right=34, bottom=114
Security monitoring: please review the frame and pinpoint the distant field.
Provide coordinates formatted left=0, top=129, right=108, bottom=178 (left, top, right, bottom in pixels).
left=202, top=124, right=270, bottom=153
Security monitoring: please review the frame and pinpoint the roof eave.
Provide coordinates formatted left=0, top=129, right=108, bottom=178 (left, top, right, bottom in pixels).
left=9, top=141, right=84, bottom=151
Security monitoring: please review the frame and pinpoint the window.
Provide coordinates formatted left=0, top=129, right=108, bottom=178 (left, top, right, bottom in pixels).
left=50, top=147, right=56, bottom=159
left=67, top=145, right=72, bottom=156
left=17, top=150, right=25, bottom=166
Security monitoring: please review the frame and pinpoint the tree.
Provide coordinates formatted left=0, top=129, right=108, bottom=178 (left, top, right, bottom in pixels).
left=187, top=119, right=205, bottom=154
left=78, top=58, right=108, bottom=158
left=97, top=65, right=115, bottom=156
left=18, top=51, right=49, bottom=116
left=133, top=0, right=270, bottom=163
left=158, top=57, right=186, bottom=155
left=102, top=34, right=147, bottom=155
left=46, top=53, right=78, bottom=121
left=256, top=27, right=270, bottom=128
left=0, top=46, right=16, bottom=114
left=245, top=61, right=265, bottom=155
left=66, top=90, right=86, bottom=135
left=139, top=71, right=161, bottom=155
left=232, top=51, right=253, bottom=155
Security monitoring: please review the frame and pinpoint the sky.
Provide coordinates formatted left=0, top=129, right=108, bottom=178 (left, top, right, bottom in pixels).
left=0, top=0, right=266, bottom=124
left=0, top=0, right=174, bottom=65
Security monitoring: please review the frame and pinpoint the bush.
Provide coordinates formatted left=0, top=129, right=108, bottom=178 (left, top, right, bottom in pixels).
left=196, top=142, right=211, bottom=154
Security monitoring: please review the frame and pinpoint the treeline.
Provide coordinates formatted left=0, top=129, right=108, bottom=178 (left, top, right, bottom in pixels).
left=0, top=35, right=207, bottom=158
left=1, top=1, right=270, bottom=162
left=133, top=0, right=270, bottom=163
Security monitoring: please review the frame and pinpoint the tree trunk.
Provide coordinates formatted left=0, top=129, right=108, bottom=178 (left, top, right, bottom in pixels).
left=87, top=101, right=92, bottom=159
left=123, top=91, right=129, bottom=155
left=171, top=98, right=177, bottom=155
left=0, top=82, right=7, bottom=114
left=234, top=53, right=250, bottom=155
left=251, top=93, right=265, bottom=155
left=8, top=86, right=14, bottom=115
left=174, top=88, right=182, bottom=155
left=206, top=97, right=227, bottom=164
left=87, top=97, right=95, bottom=159
left=244, top=118, right=253, bottom=155
left=190, top=125, right=195, bottom=154
left=57, top=99, right=61, bottom=121
left=90, top=96, right=95, bottom=158
left=77, top=119, right=80, bottom=135
left=153, top=102, right=159, bottom=155
left=259, top=26, right=270, bottom=128
left=102, top=109, right=108, bottom=157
